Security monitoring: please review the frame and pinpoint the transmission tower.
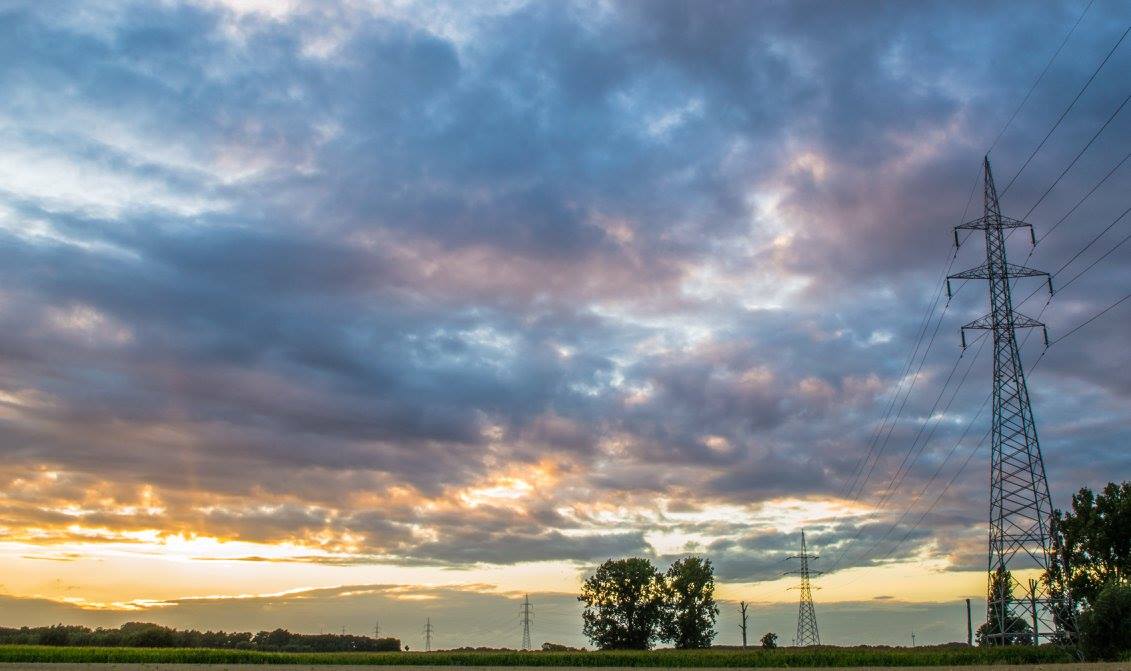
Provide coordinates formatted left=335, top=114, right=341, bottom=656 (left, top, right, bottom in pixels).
left=786, top=529, right=821, bottom=646
left=423, top=618, right=434, bottom=652
left=520, top=594, right=534, bottom=650
left=947, top=157, right=1060, bottom=644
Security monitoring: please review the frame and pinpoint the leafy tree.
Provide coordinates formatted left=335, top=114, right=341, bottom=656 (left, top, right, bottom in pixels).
left=977, top=567, right=1033, bottom=646
left=976, top=615, right=1032, bottom=647
left=1049, top=482, right=1131, bottom=609
left=1077, top=581, right=1131, bottom=661
left=760, top=631, right=778, bottom=649
left=661, top=556, right=718, bottom=648
left=579, top=558, right=667, bottom=649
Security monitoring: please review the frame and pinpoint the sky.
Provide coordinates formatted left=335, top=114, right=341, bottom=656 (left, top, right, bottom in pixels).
left=0, top=0, right=1129, bottom=649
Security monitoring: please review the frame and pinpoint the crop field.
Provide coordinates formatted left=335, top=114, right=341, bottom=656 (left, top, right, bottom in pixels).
left=0, top=644, right=1084, bottom=667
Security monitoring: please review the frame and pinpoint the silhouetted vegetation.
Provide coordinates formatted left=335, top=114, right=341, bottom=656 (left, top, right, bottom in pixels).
left=1049, top=481, right=1131, bottom=609
left=1047, top=480, right=1131, bottom=658
left=1077, top=581, right=1131, bottom=661
left=579, top=556, right=719, bottom=650
left=662, top=557, right=719, bottom=649
left=0, top=622, right=399, bottom=652
left=975, top=567, right=1033, bottom=646
left=541, top=642, right=586, bottom=651
left=760, top=632, right=778, bottom=649
left=579, top=558, right=669, bottom=649
left=0, top=643, right=1075, bottom=665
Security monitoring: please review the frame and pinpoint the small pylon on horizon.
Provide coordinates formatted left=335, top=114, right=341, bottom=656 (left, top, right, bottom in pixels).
left=786, top=529, right=821, bottom=646
left=520, top=594, right=534, bottom=650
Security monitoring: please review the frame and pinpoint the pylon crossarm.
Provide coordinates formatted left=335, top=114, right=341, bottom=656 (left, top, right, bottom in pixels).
left=960, top=311, right=1045, bottom=332
left=956, top=214, right=1032, bottom=232
left=961, top=315, right=995, bottom=331
left=948, top=263, right=1048, bottom=281
left=1012, top=313, right=1047, bottom=329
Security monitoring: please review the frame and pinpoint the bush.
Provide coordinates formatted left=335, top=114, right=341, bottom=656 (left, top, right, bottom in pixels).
left=540, top=642, right=585, bottom=652
left=1078, top=582, right=1131, bottom=661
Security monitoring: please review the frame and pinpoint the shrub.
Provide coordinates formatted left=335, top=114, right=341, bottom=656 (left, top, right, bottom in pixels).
left=1078, top=582, right=1131, bottom=661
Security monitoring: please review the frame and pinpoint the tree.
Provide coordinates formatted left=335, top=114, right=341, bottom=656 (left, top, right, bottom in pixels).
left=1077, top=581, right=1131, bottom=661
left=760, top=632, right=778, bottom=649
left=977, top=567, right=1033, bottom=646
left=1049, top=482, right=1131, bottom=609
left=661, top=556, right=718, bottom=648
left=579, top=558, right=667, bottom=649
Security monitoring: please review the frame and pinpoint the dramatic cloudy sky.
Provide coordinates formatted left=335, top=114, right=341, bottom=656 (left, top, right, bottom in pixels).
left=1, top=0, right=1129, bottom=648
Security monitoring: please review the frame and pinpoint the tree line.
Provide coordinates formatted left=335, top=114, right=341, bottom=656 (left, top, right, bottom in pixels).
left=578, top=481, right=1130, bottom=660
left=0, top=622, right=401, bottom=652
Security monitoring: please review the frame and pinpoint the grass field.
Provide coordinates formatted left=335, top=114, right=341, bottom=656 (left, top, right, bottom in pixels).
left=0, top=644, right=1079, bottom=666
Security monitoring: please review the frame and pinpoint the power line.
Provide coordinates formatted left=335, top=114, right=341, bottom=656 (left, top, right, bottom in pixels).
left=840, top=335, right=989, bottom=570
left=1013, top=204, right=1131, bottom=310
left=1020, top=92, right=1131, bottom=221
left=826, top=281, right=1057, bottom=590
left=850, top=302, right=951, bottom=504
left=986, top=0, right=1097, bottom=155
left=1036, top=150, right=1131, bottom=244
left=831, top=173, right=988, bottom=573
left=1000, top=25, right=1130, bottom=197
left=1004, top=88, right=1131, bottom=303
left=864, top=290, right=1100, bottom=578
left=839, top=254, right=955, bottom=500
left=872, top=330, right=988, bottom=513
left=823, top=337, right=981, bottom=572
left=827, top=334, right=988, bottom=574
left=838, top=171, right=980, bottom=502
left=1050, top=292, right=1131, bottom=345
left=1054, top=207, right=1131, bottom=292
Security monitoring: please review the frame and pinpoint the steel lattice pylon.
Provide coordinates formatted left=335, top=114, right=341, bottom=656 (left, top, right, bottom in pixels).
left=787, top=530, right=821, bottom=646
left=520, top=594, right=533, bottom=650
left=947, top=157, right=1060, bottom=645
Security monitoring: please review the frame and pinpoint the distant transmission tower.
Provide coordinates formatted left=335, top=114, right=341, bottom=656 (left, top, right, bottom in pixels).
left=520, top=594, right=534, bottom=650
left=423, top=618, right=434, bottom=652
left=786, top=529, right=821, bottom=646
left=947, top=157, right=1061, bottom=644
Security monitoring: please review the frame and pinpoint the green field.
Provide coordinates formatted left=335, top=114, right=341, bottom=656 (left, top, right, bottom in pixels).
left=0, top=644, right=1078, bottom=666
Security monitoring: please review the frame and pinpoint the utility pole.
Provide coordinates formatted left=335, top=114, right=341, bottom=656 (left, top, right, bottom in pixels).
left=947, top=157, right=1060, bottom=645
left=911, top=632, right=916, bottom=647
left=739, top=601, right=749, bottom=648
left=423, top=618, right=434, bottom=652
left=520, top=594, right=534, bottom=650
left=786, top=529, right=821, bottom=646
left=965, top=598, right=973, bottom=646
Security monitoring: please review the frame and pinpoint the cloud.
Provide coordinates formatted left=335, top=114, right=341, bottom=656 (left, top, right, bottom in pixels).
left=0, top=0, right=1128, bottom=616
